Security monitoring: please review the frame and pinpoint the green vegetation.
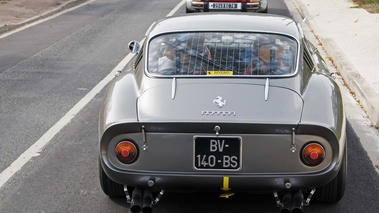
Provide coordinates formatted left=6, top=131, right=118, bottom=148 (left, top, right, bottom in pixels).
left=352, top=0, right=379, bottom=13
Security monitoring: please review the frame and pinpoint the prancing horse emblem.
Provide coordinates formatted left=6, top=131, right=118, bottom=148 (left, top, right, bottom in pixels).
left=213, top=96, right=226, bottom=108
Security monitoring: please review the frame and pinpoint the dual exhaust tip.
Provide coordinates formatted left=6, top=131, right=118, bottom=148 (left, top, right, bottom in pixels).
left=280, top=191, right=304, bottom=213
left=130, top=187, right=153, bottom=213
left=130, top=187, right=304, bottom=213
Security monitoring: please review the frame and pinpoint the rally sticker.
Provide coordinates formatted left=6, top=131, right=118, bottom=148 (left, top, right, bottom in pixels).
left=207, top=71, right=233, bottom=76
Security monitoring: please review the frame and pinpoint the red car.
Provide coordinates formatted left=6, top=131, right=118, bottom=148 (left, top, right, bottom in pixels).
left=186, top=0, right=268, bottom=13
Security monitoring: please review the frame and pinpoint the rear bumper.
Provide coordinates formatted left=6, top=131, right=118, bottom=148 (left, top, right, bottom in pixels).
left=99, top=123, right=345, bottom=193
left=101, top=158, right=340, bottom=192
left=100, top=132, right=343, bottom=192
left=186, top=1, right=268, bottom=13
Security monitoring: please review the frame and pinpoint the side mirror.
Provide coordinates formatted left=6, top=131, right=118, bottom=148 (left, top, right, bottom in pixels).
left=128, top=41, right=140, bottom=54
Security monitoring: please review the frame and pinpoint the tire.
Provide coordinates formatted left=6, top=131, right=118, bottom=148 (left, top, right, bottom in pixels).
left=312, top=143, right=347, bottom=203
left=99, top=161, right=125, bottom=198
left=186, top=7, right=193, bottom=13
left=262, top=6, right=268, bottom=13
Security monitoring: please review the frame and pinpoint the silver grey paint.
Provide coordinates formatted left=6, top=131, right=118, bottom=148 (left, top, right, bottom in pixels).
left=99, top=14, right=346, bottom=193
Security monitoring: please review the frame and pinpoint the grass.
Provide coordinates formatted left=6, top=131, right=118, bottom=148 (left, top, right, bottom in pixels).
left=352, top=0, right=379, bottom=13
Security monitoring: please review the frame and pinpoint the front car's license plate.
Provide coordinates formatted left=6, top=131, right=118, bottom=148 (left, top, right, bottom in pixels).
left=209, top=3, right=242, bottom=10
left=194, top=136, right=241, bottom=170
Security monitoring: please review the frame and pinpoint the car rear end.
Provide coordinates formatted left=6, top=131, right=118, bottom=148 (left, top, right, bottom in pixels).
left=99, top=17, right=346, bottom=212
left=186, top=0, right=268, bottom=13
left=99, top=76, right=343, bottom=193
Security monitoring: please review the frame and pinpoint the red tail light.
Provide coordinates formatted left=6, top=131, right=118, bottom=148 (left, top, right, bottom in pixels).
left=115, top=141, right=138, bottom=164
left=301, top=143, right=325, bottom=166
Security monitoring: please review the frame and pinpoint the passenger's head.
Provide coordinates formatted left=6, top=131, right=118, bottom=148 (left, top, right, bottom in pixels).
left=162, top=45, right=176, bottom=60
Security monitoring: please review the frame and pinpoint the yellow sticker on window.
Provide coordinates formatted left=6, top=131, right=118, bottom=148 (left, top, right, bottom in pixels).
left=206, top=71, right=233, bottom=76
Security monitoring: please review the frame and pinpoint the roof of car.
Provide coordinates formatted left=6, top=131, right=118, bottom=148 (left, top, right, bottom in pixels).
left=147, top=13, right=302, bottom=39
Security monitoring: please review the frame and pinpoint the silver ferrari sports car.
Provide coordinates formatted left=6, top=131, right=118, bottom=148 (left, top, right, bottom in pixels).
left=99, top=13, right=346, bottom=213
left=185, top=0, right=268, bottom=13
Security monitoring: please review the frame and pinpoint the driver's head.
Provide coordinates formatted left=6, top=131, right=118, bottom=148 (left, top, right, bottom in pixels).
left=162, top=45, right=176, bottom=60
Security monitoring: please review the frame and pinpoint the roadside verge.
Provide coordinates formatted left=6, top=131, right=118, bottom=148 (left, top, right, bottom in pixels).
left=0, top=0, right=89, bottom=35
left=289, top=0, right=379, bottom=129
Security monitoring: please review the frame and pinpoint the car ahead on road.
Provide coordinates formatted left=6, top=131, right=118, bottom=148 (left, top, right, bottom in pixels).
left=185, top=0, right=268, bottom=13
left=99, top=13, right=346, bottom=213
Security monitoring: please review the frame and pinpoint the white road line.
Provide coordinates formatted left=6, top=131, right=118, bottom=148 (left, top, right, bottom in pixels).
left=167, top=0, right=186, bottom=17
left=0, top=0, right=96, bottom=39
left=0, top=53, right=133, bottom=188
left=0, top=0, right=183, bottom=190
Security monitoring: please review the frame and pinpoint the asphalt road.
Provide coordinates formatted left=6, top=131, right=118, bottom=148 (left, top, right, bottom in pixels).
left=0, top=0, right=378, bottom=212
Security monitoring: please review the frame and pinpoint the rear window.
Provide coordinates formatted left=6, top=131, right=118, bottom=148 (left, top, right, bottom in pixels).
left=147, top=32, right=298, bottom=76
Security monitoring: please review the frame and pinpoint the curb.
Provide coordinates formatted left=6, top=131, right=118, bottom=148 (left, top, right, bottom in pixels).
left=291, top=0, right=379, bottom=128
left=0, top=0, right=89, bottom=35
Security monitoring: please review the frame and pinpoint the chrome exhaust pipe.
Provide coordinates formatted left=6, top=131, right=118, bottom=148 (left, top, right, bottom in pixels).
left=280, top=192, right=292, bottom=213
left=142, top=189, right=153, bottom=213
left=130, top=188, right=142, bottom=213
left=291, top=190, right=304, bottom=213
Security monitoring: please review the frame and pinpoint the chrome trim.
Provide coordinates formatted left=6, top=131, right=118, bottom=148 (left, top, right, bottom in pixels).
left=142, top=125, right=148, bottom=151
left=264, top=78, right=269, bottom=101
left=213, top=96, right=226, bottom=108
left=214, top=125, right=221, bottom=135
left=201, top=111, right=236, bottom=116
left=171, top=77, right=176, bottom=100
left=290, top=128, right=297, bottom=153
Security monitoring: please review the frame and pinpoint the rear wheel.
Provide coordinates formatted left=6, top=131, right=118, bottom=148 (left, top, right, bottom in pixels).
left=313, top=143, right=347, bottom=203
left=185, top=7, right=194, bottom=13
left=262, top=6, right=268, bottom=13
left=99, top=161, right=125, bottom=198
